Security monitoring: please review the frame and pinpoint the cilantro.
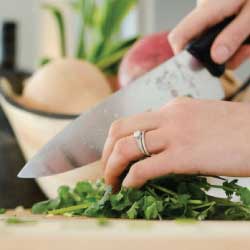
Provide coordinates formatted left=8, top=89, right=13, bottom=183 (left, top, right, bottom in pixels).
left=5, top=217, right=37, bottom=225
left=238, top=188, right=250, bottom=206
left=32, top=175, right=250, bottom=221
left=32, top=198, right=60, bottom=214
left=144, top=202, right=159, bottom=220
left=127, top=202, right=139, bottom=219
left=175, top=218, right=198, bottom=224
left=97, top=218, right=110, bottom=226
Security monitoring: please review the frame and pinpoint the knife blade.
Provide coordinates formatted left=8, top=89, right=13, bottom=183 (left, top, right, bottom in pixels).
left=19, top=16, right=247, bottom=178
left=18, top=50, right=224, bottom=178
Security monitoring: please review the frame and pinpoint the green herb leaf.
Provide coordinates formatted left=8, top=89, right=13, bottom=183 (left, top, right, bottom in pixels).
left=145, top=203, right=159, bottom=220
left=111, top=189, right=132, bottom=211
left=39, top=57, right=52, bottom=66
left=97, top=217, right=110, bottom=226
left=32, top=198, right=60, bottom=214
left=5, top=217, right=37, bottom=225
left=75, top=181, right=94, bottom=194
left=127, top=202, right=139, bottom=219
left=32, top=175, right=250, bottom=221
left=238, top=187, right=250, bottom=205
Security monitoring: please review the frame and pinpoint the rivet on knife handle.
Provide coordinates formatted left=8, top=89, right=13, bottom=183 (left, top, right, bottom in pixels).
left=187, top=16, right=250, bottom=77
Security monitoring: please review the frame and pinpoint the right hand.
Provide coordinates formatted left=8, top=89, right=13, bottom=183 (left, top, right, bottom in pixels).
left=168, top=0, right=250, bottom=69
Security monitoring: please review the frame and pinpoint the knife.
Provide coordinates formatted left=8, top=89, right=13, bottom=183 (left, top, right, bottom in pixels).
left=18, top=17, right=247, bottom=178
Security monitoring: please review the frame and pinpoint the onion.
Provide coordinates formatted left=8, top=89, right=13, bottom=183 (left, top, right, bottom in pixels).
left=20, top=58, right=112, bottom=115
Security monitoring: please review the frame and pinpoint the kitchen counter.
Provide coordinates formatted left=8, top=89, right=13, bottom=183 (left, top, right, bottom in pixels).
left=0, top=106, right=45, bottom=208
left=0, top=210, right=250, bottom=250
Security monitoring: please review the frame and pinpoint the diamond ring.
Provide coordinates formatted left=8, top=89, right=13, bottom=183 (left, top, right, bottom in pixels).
left=133, top=130, right=151, bottom=157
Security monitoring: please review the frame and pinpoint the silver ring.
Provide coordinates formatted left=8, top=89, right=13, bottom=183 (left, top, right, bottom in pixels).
left=141, top=131, right=151, bottom=156
left=133, top=130, right=151, bottom=157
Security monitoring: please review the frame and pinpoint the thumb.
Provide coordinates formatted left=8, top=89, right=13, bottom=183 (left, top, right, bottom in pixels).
left=211, top=5, right=250, bottom=64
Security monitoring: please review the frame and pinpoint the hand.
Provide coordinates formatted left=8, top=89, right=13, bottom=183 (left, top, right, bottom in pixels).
left=102, top=98, right=250, bottom=189
left=168, top=0, right=250, bottom=69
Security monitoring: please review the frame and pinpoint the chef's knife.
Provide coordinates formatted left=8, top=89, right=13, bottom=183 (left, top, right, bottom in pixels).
left=18, top=17, right=248, bottom=178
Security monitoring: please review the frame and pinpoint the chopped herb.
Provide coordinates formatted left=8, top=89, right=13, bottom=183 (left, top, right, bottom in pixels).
left=32, top=198, right=61, bottom=214
left=32, top=175, right=250, bottom=220
left=175, top=218, right=198, bottom=224
left=97, top=218, right=110, bottom=226
left=127, top=202, right=139, bottom=219
left=5, top=217, right=37, bottom=225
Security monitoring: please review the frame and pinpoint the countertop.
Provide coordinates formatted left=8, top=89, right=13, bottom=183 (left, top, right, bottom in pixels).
left=1, top=210, right=250, bottom=250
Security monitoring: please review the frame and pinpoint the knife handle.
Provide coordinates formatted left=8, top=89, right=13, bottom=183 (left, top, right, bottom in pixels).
left=187, top=16, right=250, bottom=77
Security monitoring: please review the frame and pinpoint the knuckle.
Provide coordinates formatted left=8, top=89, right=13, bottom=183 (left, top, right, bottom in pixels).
left=165, top=104, right=198, bottom=144
left=169, top=96, right=192, bottom=105
left=109, top=119, right=123, bottom=139
left=161, top=97, right=190, bottom=112
left=171, top=116, right=197, bottom=147
left=129, top=163, right=145, bottom=182
left=173, top=130, right=194, bottom=148
left=167, top=98, right=196, bottom=118
left=113, top=138, right=130, bottom=159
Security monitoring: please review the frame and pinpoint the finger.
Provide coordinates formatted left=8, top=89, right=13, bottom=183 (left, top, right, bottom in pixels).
left=212, top=4, right=250, bottom=64
left=101, top=112, right=160, bottom=168
left=122, top=145, right=205, bottom=188
left=227, top=45, right=250, bottom=69
left=122, top=152, right=172, bottom=188
left=168, top=4, right=233, bottom=54
left=104, top=129, right=167, bottom=188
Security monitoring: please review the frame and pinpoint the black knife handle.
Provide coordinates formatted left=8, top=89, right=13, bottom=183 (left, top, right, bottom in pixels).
left=187, top=16, right=250, bottom=77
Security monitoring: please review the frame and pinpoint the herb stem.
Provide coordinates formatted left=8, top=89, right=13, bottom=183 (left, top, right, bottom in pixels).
left=146, top=187, right=159, bottom=199
left=49, top=204, right=89, bottom=215
left=188, top=200, right=203, bottom=205
left=192, top=202, right=215, bottom=210
left=207, top=195, right=241, bottom=207
left=149, top=184, right=177, bottom=197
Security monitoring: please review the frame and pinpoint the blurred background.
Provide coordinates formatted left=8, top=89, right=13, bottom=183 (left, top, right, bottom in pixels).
left=0, top=0, right=249, bottom=208
left=1, top=0, right=249, bottom=79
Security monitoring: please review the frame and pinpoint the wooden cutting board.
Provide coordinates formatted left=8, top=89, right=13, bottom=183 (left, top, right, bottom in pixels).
left=0, top=210, right=250, bottom=250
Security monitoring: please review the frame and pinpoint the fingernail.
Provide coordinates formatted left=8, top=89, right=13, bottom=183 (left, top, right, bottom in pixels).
left=122, top=179, right=129, bottom=188
left=122, top=176, right=132, bottom=188
left=213, top=45, right=230, bottom=63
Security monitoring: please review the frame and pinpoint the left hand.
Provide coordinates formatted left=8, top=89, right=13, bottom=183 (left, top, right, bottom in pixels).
left=102, top=98, right=250, bottom=189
